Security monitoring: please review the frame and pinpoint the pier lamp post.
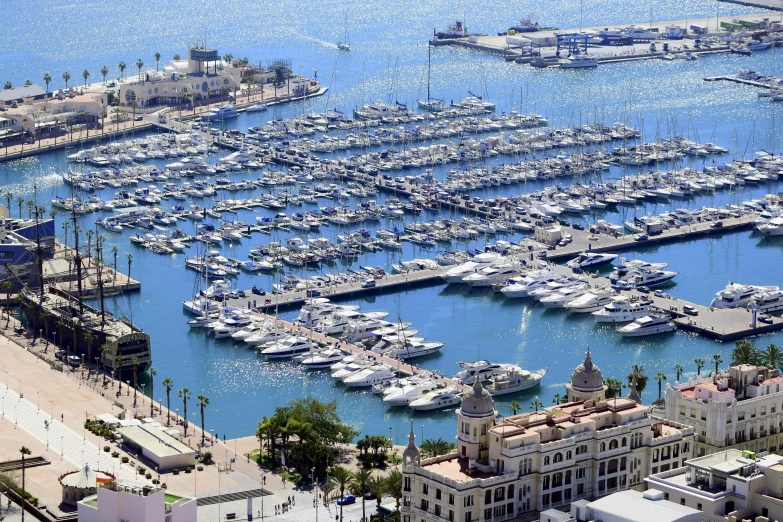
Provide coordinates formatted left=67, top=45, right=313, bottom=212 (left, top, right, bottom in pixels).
left=37, top=391, right=39, bottom=411
left=141, top=383, right=145, bottom=407
left=211, top=429, right=215, bottom=445
left=158, top=398, right=162, bottom=415
left=176, top=408, right=179, bottom=426
left=125, top=380, right=130, bottom=396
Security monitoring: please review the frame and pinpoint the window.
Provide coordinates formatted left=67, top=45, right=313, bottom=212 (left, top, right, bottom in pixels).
left=421, top=499, right=429, bottom=511
left=762, top=406, right=767, bottom=415
left=507, top=485, right=514, bottom=498
left=483, top=508, right=491, bottom=521
left=435, top=505, right=441, bottom=517
left=404, top=477, right=411, bottom=492
left=542, top=494, right=550, bottom=507
left=449, top=494, right=454, bottom=505
left=621, top=437, right=627, bottom=447
left=609, top=439, right=618, bottom=450
left=473, top=427, right=477, bottom=437
left=762, top=508, right=769, bottom=518
left=680, top=498, right=685, bottom=506
left=598, top=479, right=605, bottom=492
left=465, top=512, right=473, bottom=522
left=481, top=424, right=487, bottom=435
left=565, top=470, right=572, bottom=485
left=701, top=412, right=707, bottom=421
left=553, top=452, right=563, bottom=463
left=600, top=442, right=606, bottom=452
left=543, top=476, right=550, bottom=490
left=493, top=488, right=505, bottom=502
left=423, top=484, right=429, bottom=495
left=464, top=496, right=474, bottom=507
left=698, top=504, right=703, bottom=511
left=566, top=450, right=572, bottom=460
left=485, top=490, right=492, bottom=505
left=664, top=493, right=669, bottom=500
left=577, top=483, right=584, bottom=496
left=544, top=456, right=550, bottom=466
left=449, top=510, right=454, bottom=522
left=436, top=489, right=442, bottom=501
left=679, top=406, right=686, bottom=416
left=493, top=505, right=506, bottom=518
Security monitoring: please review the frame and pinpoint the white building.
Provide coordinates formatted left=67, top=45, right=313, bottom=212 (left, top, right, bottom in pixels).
left=662, top=364, right=783, bottom=457
left=540, top=489, right=702, bottom=522
left=646, top=449, right=783, bottom=522
left=78, top=482, right=196, bottom=522
left=117, top=424, right=195, bottom=471
left=400, top=351, right=694, bottom=521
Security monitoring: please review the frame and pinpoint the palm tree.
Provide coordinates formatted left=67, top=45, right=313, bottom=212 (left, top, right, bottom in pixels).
left=155, top=52, right=161, bottom=72
left=604, top=377, right=623, bottom=399
left=197, top=395, right=210, bottom=446
left=732, top=339, right=760, bottom=366
left=553, top=393, right=562, bottom=405
left=627, top=364, right=648, bottom=396
left=178, top=387, right=191, bottom=435
left=41, top=309, right=51, bottom=346
left=763, top=344, right=783, bottom=372
left=99, top=344, right=107, bottom=382
left=367, top=474, right=387, bottom=518
left=111, top=246, right=118, bottom=282
left=62, top=71, right=71, bottom=90
left=118, top=61, right=126, bottom=80
left=420, top=438, right=452, bottom=459
left=712, top=354, right=723, bottom=375
left=3, top=81, right=11, bottom=90
left=162, top=378, right=173, bottom=426
left=82, top=69, right=90, bottom=88
left=20, top=445, right=31, bottom=520
left=173, top=54, right=182, bottom=60
left=674, top=364, right=684, bottom=382
left=16, top=197, right=24, bottom=218
left=509, top=399, right=521, bottom=415
left=694, top=358, right=705, bottom=377
left=83, top=330, right=95, bottom=372
left=4, top=191, right=12, bottom=214
left=530, top=399, right=543, bottom=414
left=328, top=467, right=354, bottom=522
left=115, top=354, right=124, bottom=393
left=131, top=356, right=139, bottom=401
left=349, top=468, right=373, bottom=522
left=654, top=372, right=667, bottom=400
left=149, top=367, right=157, bottom=417
left=386, top=469, right=403, bottom=520
left=43, top=73, right=51, bottom=95
left=126, top=253, right=132, bottom=288
left=100, top=66, right=109, bottom=85
left=136, top=59, right=144, bottom=80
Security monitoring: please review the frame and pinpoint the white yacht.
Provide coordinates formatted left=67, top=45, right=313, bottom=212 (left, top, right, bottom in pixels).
left=758, top=217, right=783, bottom=236
left=453, top=361, right=522, bottom=385
left=499, top=269, right=559, bottom=298
left=231, top=323, right=267, bottom=341
left=618, top=314, right=677, bottom=337
left=300, top=348, right=346, bottom=369
left=559, top=55, right=598, bottom=68
left=260, top=337, right=316, bottom=359
left=342, top=319, right=400, bottom=343
left=182, top=298, right=220, bottom=315
left=441, top=253, right=502, bottom=284
left=710, top=283, right=779, bottom=309
left=409, top=387, right=462, bottom=411
left=529, top=277, right=586, bottom=301
left=539, top=284, right=589, bottom=308
left=315, top=310, right=389, bottom=335
left=463, top=263, right=519, bottom=287
left=212, top=315, right=254, bottom=338
left=608, top=258, right=668, bottom=282
left=383, top=379, right=441, bottom=406
left=203, top=105, right=238, bottom=121
left=331, top=358, right=374, bottom=380
left=749, top=290, right=783, bottom=314
left=485, top=368, right=547, bottom=396
left=244, top=327, right=289, bottom=346
left=566, top=252, right=618, bottom=270
left=343, top=365, right=396, bottom=387
left=564, top=286, right=615, bottom=313
left=593, top=296, right=653, bottom=323
left=381, top=340, right=444, bottom=360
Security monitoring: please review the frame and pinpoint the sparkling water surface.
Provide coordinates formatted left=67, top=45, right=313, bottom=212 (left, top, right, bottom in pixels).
left=1, top=0, right=783, bottom=442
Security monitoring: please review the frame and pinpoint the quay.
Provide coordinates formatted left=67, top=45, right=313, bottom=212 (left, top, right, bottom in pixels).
left=704, top=76, right=774, bottom=88
left=48, top=241, right=141, bottom=296
left=431, top=13, right=779, bottom=64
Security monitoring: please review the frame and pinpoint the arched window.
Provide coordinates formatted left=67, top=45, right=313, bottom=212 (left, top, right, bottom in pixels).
left=609, top=439, right=618, bottom=450
left=543, top=476, right=550, bottom=490
left=553, top=472, right=563, bottom=488
left=566, top=450, right=572, bottom=460
left=621, top=437, right=627, bottom=447
left=553, top=453, right=563, bottom=463
left=544, top=456, right=550, bottom=466
left=600, top=442, right=606, bottom=452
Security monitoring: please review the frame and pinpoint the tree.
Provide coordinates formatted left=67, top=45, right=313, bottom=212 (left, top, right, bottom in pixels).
left=126, top=253, right=132, bottom=287
left=115, top=354, right=124, bottom=393
left=20, top=446, right=31, bottom=521
left=111, top=245, right=118, bottom=282
left=604, top=377, right=623, bottom=399
left=694, top=358, right=705, bottom=377
left=762, top=344, right=783, bottom=372
left=367, top=474, right=387, bottom=517
left=16, top=197, right=24, bottom=218
left=83, top=330, right=95, bottom=373
left=43, top=73, right=51, bottom=94
left=197, top=395, right=210, bottom=447
left=82, top=69, right=90, bottom=88
left=628, top=364, right=648, bottom=395
left=131, top=356, right=139, bottom=402
left=713, top=354, right=723, bottom=375
left=136, top=59, right=144, bottom=79
left=178, top=388, right=191, bottom=435
left=328, top=467, right=353, bottom=522
left=100, top=66, right=109, bottom=85
left=4, top=192, right=11, bottom=216
left=553, top=393, right=563, bottom=405
left=654, top=372, right=667, bottom=400
left=41, top=309, right=51, bottom=346
left=162, top=378, right=173, bottom=426
left=155, top=52, right=161, bottom=72
left=3, top=81, right=11, bottom=90
left=732, top=339, right=760, bottom=366
left=674, top=364, right=683, bottom=382
left=118, top=61, right=126, bottom=80
left=386, top=469, right=403, bottom=519
left=62, top=71, right=70, bottom=90
left=509, top=400, right=521, bottom=415
left=149, top=367, right=157, bottom=417
left=24, top=79, right=32, bottom=86
left=349, top=468, right=373, bottom=522
left=173, top=54, right=181, bottom=60
left=530, top=399, right=543, bottom=414
left=420, top=438, right=453, bottom=459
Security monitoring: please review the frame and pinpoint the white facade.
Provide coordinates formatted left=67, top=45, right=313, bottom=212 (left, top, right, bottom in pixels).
left=118, top=424, right=195, bottom=471
left=78, top=483, right=196, bottom=522
left=401, top=352, right=695, bottom=522
left=541, top=489, right=701, bottom=522
left=662, top=364, right=783, bottom=457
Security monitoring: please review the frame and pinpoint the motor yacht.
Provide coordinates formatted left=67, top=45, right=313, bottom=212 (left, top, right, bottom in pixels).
left=381, top=340, right=444, bottom=360
left=618, top=313, right=677, bottom=337
left=260, top=337, right=316, bottom=359
left=212, top=314, right=254, bottom=338
left=182, top=298, right=221, bottom=315
left=710, top=283, right=779, bottom=309
left=342, top=319, right=401, bottom=343
left=453, top=361, right=522, bottom=385
left=749, top=289, right=783, bottom=314
left=300, top=348, right=346, bottom=369
left=566, top=252, right=618, bottom=270
left=499, top=269, right=559, bottom=298
left=564, top=286, right=615, bottom=313
left=538, top=284, right=589, bottom=308
left=231, top=323, right=268, bottom=341
left=758, top=217, right=783, bottom=236
left=463, top=263, right=519, bottom=287
left=440, top=253, right=502, bottom=284
left=485, top=368, right=547, bottom=396
left=614, top=268, right=678, bottom=289
left=528, top=277, right=586, bottom=301
left=244, top=327, right=289, bottom=346
left=343, top=365, right=396, bottom=387
left=593, top=295, right=653, bottom=323
left=608, top=258, right=668, bottom=282
left=383, top=379, right=441, bottom=406
left=331, top=359, right=374, bottom=381
left=203, top=105, right=238, bottom=121
left=409, top=387, right=462, bottom=411
left=559, top=54, right=598, bottom=68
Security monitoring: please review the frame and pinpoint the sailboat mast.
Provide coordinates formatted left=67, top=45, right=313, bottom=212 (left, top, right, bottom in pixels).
left=427, top=45, right=431, bottom=103
left=70, top=185, right=85, bottom=315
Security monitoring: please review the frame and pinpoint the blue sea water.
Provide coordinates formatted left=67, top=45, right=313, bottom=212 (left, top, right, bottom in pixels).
left=2, top=0, right=783, bottom=443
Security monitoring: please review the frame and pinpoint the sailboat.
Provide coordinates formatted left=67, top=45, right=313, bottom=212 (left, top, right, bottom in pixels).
left=337, top=14, right=351, bottom=51
left=417, top=46, right=447, bottom=112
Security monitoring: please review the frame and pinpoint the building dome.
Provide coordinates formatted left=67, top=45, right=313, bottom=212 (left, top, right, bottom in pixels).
left=571, top=349, right=604, bottom=393
left=460, top=378, right=494, bottom=417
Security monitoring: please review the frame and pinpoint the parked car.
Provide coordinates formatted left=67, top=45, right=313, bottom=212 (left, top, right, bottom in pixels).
left=682, top=305, right=699, bottom=316
left=710, top=221, right=724, bottom=229
left=306, top=289, right=321, bottom=297
left=363, top=492, right=376, bottom=500
left=572, top=223, right=585, bottom=231
left=653, top=290, right=665, bottom=298
left=251, top=285, right=265, bottom=296
left=634, top=234, right=649, bottom=242
left=362, top=279, right=376, bottom=289
left=336, top=494, right=356, bottom=506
